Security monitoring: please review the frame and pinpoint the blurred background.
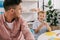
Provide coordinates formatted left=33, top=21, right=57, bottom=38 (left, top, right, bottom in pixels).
left=0, top=0, right=60, bottom=31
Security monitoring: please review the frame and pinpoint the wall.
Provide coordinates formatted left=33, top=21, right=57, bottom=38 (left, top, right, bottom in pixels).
left=54, top=0, right=60, bottom=9
left=21, top=1, right=38, bottom=22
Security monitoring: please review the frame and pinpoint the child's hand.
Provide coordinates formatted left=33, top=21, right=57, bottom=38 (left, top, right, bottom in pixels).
left=38, top=22, right=45, bottom=29
left=35, top=23, right=44, bottom=33
left=42, top=21, right=48, bottom=26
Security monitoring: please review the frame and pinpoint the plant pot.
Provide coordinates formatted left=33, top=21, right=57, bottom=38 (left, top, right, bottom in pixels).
left=50, top=26, right=60, bottom=31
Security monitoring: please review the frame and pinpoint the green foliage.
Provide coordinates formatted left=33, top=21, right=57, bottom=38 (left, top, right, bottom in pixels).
left=45, top=0, right=59, bottom=26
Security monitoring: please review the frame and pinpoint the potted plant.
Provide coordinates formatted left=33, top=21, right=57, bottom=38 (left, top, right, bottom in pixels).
left=44, top=0, right=59, bottom=30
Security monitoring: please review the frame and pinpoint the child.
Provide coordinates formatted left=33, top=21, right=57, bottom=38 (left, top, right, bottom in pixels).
left=33, top=11, right=51, bottom=40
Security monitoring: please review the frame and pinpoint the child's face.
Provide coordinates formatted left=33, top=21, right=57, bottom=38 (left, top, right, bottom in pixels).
left=38, top=13, right=46, bottom=21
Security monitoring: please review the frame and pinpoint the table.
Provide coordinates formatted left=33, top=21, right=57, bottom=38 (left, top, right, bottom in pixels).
left=38, top=30, right=60, bottom=40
